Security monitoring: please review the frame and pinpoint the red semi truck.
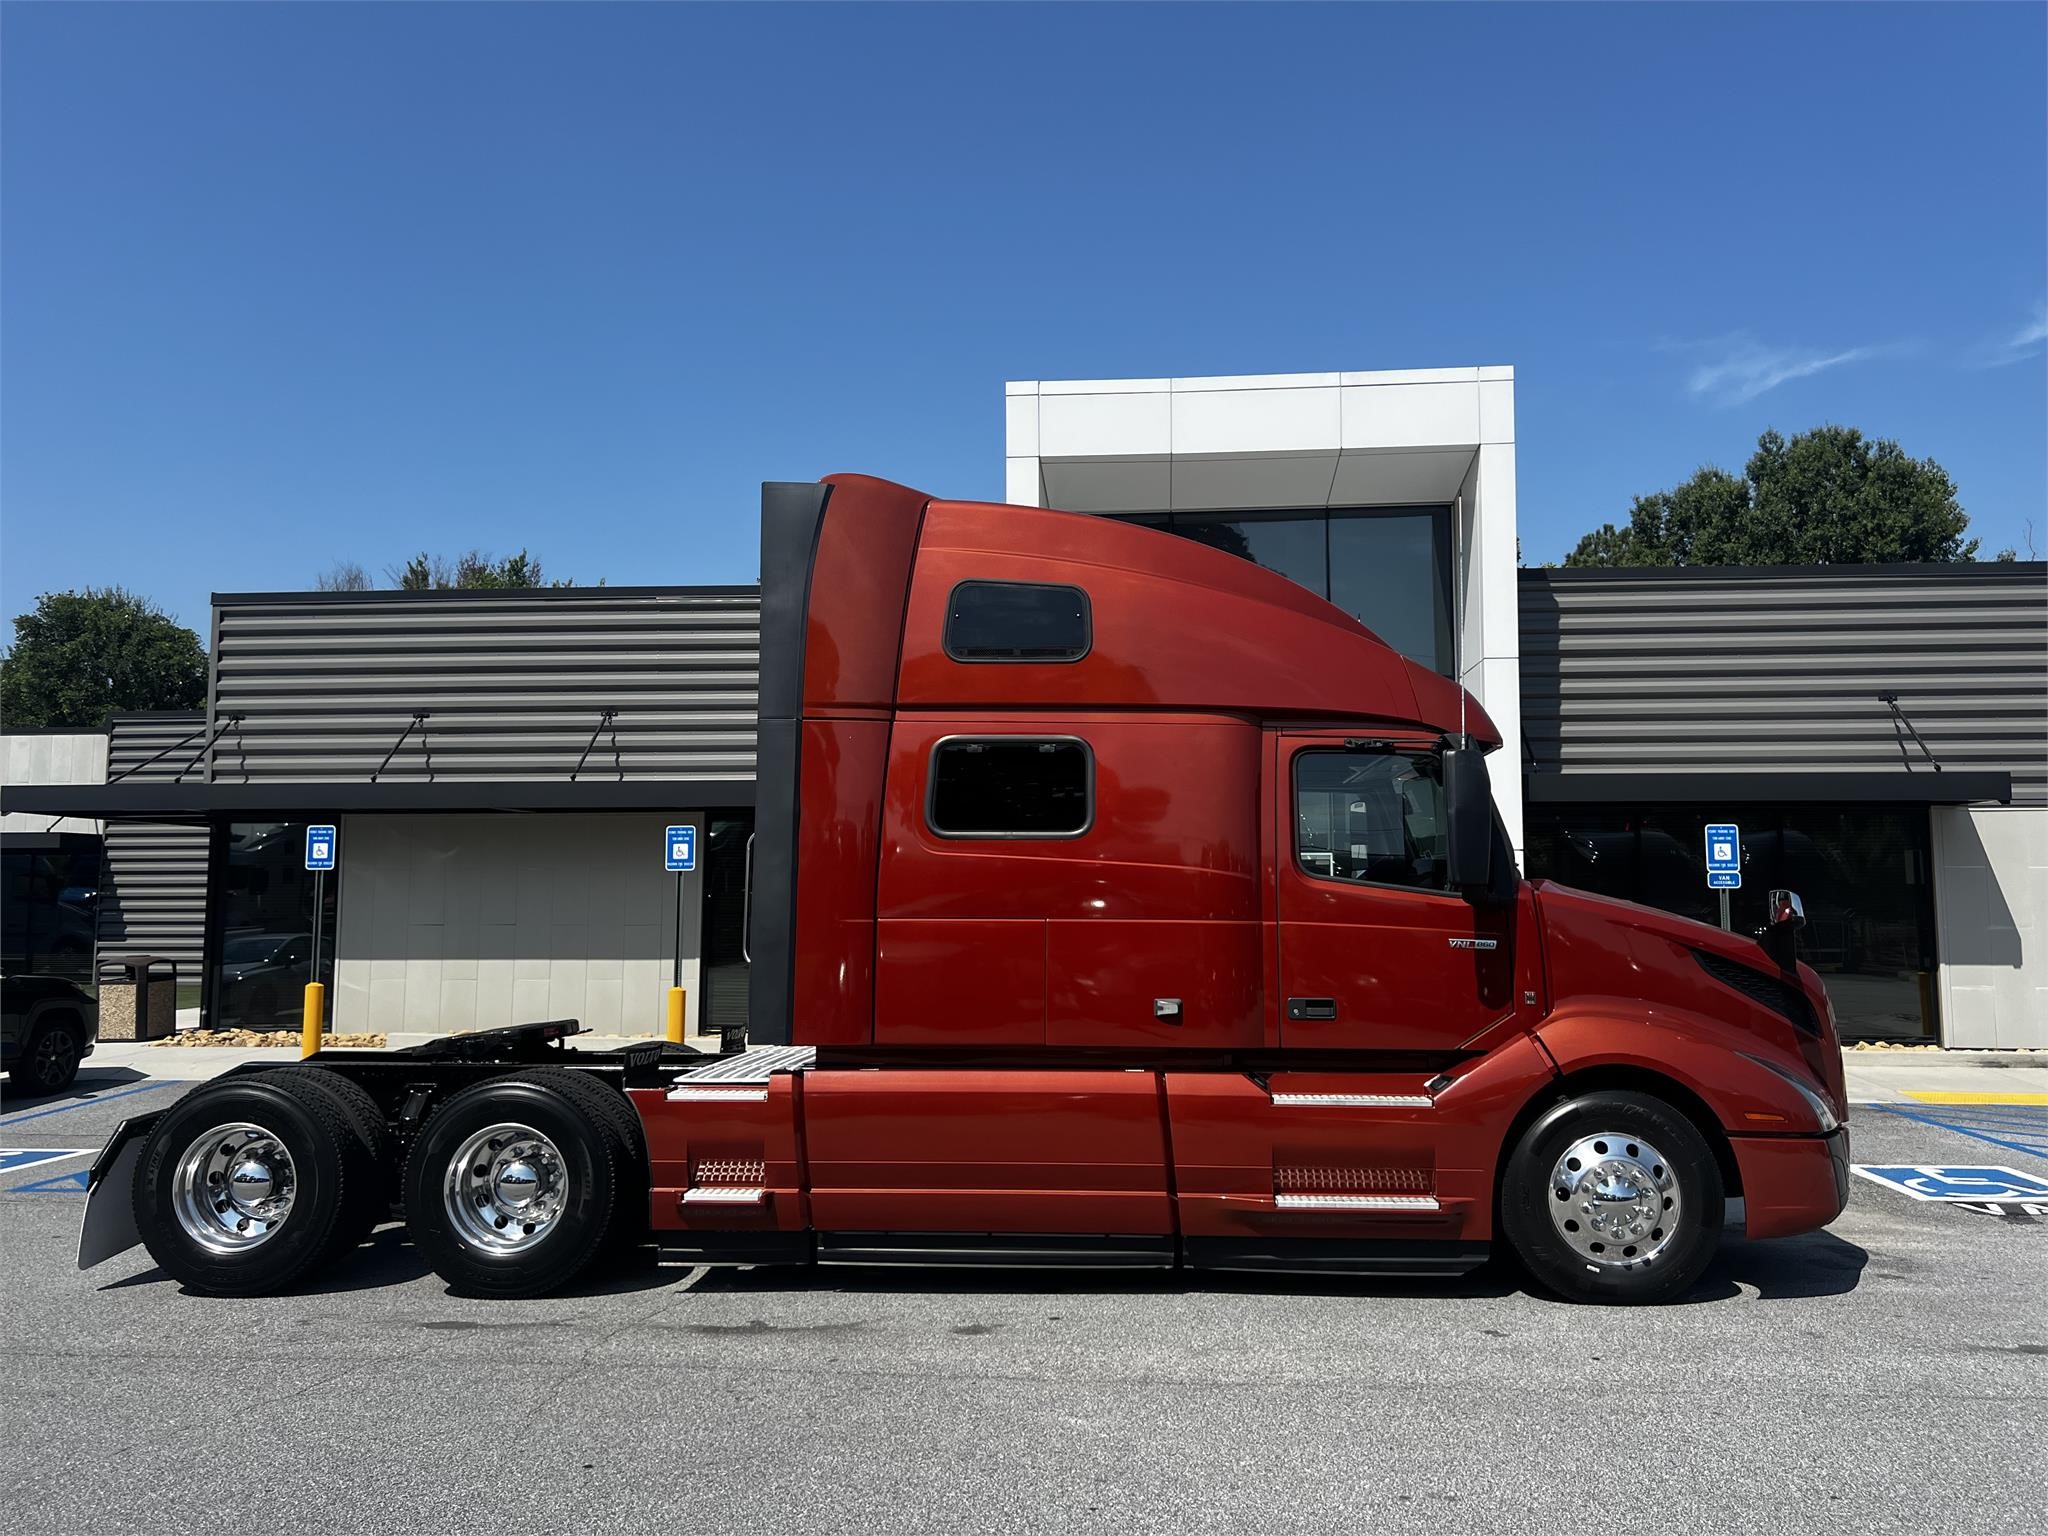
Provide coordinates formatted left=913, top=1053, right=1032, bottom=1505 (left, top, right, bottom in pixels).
left=79, top=475, right=1850, bottom=1305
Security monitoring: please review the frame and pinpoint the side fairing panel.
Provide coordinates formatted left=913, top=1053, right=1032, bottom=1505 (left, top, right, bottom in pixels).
left=806, top=475, right=930, bottom=714
left=1163, top=1035, right=1551, bottom=1245
left=800, top=1070, right=1173, bottom=1235
left=633, top=1082, right=809, bottom=1236
left=793, top=718, right=890, bottom=1046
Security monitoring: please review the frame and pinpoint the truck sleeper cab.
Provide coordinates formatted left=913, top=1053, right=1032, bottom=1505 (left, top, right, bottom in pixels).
left=84, top=475, right=1849, bottom=1305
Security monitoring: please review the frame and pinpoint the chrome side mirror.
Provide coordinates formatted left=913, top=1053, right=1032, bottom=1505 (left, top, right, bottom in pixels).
left=1760, top=888, right=1805, bottom=970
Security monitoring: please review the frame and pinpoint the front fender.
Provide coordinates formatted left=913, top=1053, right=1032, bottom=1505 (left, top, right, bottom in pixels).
left=1535, top=1006, right=1834, bottom=1136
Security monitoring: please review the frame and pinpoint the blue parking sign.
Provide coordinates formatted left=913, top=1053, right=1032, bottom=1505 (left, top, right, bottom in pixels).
left=1704, top=823, right=1741, bottom=890
left=664, top=825, right=696, bottom=873
left=305, top=825, right=337, bottom=871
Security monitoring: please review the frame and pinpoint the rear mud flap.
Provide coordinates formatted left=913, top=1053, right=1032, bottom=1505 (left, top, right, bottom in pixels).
left=77, top=1112, right=160, bottom=1270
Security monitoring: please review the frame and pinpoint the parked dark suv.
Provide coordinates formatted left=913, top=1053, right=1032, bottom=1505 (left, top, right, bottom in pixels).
left=1, top=974, right=99, bottom=1096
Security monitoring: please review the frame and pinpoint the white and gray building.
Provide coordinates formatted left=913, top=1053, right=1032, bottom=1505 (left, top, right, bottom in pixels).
left=6, top=365, right=2042, bottom=1047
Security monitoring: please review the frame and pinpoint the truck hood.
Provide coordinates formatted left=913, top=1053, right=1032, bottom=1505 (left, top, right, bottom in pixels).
left=1530, top=880, right=1846, bottom=1116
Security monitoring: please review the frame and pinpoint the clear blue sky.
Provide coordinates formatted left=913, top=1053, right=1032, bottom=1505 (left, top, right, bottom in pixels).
left=4, top=3, right=2043, bottom=630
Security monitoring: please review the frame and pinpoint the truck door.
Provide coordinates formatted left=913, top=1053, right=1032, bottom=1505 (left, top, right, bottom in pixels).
left=1276, top=732, right=1513, bottom=1053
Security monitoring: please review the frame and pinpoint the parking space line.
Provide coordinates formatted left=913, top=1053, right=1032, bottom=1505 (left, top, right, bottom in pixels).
left=1901, top=1091, right=2048, bottom=1106
left=0, top=1080, right=174, bottom=1127
left=1868, top=1104, right=2048, bottom=1160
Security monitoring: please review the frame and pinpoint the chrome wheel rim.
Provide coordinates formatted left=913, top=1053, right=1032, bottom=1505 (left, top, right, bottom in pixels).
left=172, top=1122, right=298, bottom=1253
left=1546, top=1131, right=1681, bottom=1271
left=443, top=1123, right=568, bottom=1254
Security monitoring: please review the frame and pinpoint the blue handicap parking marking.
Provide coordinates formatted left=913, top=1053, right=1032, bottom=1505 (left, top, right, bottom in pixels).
left=0, top=1148, right=91, bottom=1174
left=14, top=1168, right=90, bottom=1194
left=1852, top=1164, right=2048, bottom=1203
left=1869, top=1103, right=2048, bottom=1161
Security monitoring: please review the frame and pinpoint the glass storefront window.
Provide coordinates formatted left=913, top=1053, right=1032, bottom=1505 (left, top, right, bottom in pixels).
left=1123, top=505, right=1455, bottom=675
left=1, top=845, right=100, bottom=987
left=212, top=822, right=338, bottom=1031
left=1329, top=512, right=1454, bottom=675
left=1525, top=804, right=1939, bottom=1042
left=1173, top=515, right=1328, bottom=600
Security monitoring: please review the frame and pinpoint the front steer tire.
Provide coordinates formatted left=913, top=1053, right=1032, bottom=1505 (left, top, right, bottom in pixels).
left=133, top=1071, right=358, bottom=1296
left=1500, top=1089, right=1724, bottom=1306
left=402, top=1074, right=618, bottom=1299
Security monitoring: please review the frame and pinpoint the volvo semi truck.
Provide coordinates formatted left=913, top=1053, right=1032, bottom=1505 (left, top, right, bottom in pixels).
left=77, top=474, right=1850, bottom=1305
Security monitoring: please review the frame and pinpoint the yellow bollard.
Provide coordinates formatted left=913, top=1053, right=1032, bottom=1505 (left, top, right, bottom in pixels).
left=300, top=982, right=326, bottom=1059
left=666, top=986, right=687, bottom=1045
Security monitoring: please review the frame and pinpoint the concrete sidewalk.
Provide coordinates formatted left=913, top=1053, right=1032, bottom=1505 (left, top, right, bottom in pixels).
left=74, top=1039, right=2048, bottom=1101
left=1839, top=1048, right=2047, bottom=1105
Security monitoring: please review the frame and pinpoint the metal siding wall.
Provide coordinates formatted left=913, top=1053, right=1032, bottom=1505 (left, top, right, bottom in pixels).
left=208, top=590, right=761, bottom=785
left=1520, top=564, right=2048, bottom=804
left=98, top=714, right=211, bottom=984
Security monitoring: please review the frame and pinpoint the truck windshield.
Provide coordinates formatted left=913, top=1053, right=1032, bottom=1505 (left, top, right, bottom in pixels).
left=1295, top=749, right=1447, bottom=891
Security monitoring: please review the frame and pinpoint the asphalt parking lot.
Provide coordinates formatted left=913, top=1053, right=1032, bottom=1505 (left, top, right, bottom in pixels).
left=2, top=1068, right=2043, bottom=1536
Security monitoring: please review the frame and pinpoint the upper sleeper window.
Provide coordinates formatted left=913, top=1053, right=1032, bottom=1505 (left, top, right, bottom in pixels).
left=944, top=581, right=1091, bottom=662
left=927, top=738, right=1093, bottom=839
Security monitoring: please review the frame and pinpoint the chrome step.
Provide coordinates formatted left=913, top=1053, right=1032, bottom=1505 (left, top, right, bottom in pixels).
left=1274, top=1192, right=1441, bottom=1211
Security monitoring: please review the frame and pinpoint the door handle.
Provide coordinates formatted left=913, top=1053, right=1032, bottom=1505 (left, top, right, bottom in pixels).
left=741, top=833, right=755, bottom=964
left=1287, top=997, right=1338, bottom=1021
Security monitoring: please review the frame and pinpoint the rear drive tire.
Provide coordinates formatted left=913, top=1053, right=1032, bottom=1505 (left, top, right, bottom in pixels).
left=516, top=1067, right=648, bottom=1253
left=402, top=1074, right=617, bottom=1299
left=133, top=1071, right=356, bottom=1295
left=267, top=1067, right=395, bottom=1254
left=1500, top=1090, right=1724, bottom=1305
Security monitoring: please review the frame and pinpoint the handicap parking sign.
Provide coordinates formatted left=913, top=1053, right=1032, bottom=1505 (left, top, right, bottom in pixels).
left=1705, top=823, right=1741, bottom=890
left=1851, top=1165, right=2048, bottom=1203
left=305, top=824, right=337, bottom=871
left=664, top=825, right=696, bottom=873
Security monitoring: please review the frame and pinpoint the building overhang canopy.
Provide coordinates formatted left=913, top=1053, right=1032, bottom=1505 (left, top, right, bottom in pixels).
left=1525, top=771, right=2012, bottom=807
left=0, top=779, right=757, bottom=820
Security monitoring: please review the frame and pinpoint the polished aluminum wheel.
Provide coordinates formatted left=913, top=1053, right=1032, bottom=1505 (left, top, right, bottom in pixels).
left=171, top=1121, right=298, bottom=1254
left=1547, top=1131, right=1681, bottom=1271
left=443, top=1123, right=568, bottom=1254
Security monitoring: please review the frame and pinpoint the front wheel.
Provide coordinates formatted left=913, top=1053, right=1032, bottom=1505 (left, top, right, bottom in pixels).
left=1500, top=1090, right=1724, bottom=1305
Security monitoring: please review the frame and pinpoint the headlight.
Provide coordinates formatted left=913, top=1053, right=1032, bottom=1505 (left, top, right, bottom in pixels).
left=1743, top=1052, right=1839, bottom=1133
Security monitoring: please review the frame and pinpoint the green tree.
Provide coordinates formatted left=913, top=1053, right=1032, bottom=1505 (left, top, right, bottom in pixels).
left=0, top=588, right=207, bottom=729
left=393, top=549, right=560, bottom=590
left=1565, top=426, right=1976, bottom=567
left=314, top=550, right=584, bottom=591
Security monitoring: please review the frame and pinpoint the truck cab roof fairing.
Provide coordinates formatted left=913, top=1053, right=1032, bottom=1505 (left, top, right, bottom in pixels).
left=899, top=499, right=1498, bottom=746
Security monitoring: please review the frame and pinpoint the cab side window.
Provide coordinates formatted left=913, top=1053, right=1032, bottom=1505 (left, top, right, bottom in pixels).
left=928, top=737, right=1093, bottom=838
left=944, top=581, right=1091, bottom=662
left=1294, top=749, right=1448, bottom=891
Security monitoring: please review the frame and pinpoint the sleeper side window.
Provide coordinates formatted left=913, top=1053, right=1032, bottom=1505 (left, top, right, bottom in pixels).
left=944, top=581, right=1091, bottom=662
left=1294, top=749, right=1449, bottom=891
left=927, top=737, right=1093, bottom=838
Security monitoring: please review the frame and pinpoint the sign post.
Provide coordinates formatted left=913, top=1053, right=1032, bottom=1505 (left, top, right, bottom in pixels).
left=1704, top=822, right=1741, bottom=932
left=302, top=825, right=337, bottom=1057
left=663, top=825, right=697, bottom=1043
